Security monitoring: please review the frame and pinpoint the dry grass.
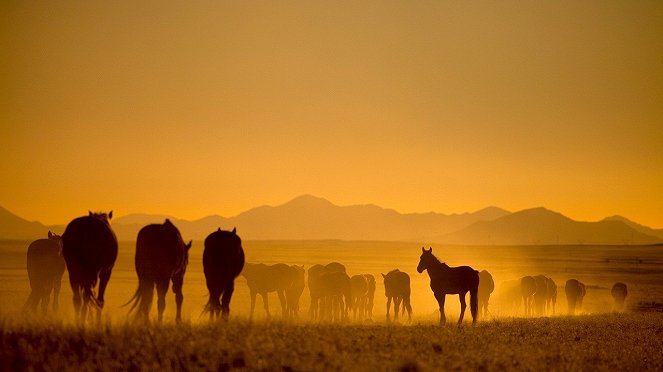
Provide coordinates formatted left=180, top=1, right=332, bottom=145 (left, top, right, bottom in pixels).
left=2, top=313, right=663, bottom=371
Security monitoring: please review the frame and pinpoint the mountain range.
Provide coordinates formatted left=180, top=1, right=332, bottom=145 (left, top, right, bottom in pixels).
left=1, top=195, right=661, bottom=245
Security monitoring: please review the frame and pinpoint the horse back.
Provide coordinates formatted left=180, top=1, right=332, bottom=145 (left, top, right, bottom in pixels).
left=203, top=230, right=245, bottom=285
left=135, top=223, right=186, bottom=278
left=431, top=266, right=478, bottom=295
left=27, top=238, right=66, bottom=285
left=62, top=215, right=118, bottom=277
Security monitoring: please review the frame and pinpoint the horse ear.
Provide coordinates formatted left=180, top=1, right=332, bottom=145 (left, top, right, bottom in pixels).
left=381, top=273, right=386, bottom=278
left=427, top=247, right=433, bottom=253
left=109, top=211, right=113, bottom=220
left=232, top=227, right=237, bottom=234
left=421, top=247, right=425, bottom=253
left=186, top=241, right=192, bottom=250
left=89, top=211, right=93, bottom=216
left=48, top=231, right=53, bottom=238
left=217, top=227, right=221, bottom=232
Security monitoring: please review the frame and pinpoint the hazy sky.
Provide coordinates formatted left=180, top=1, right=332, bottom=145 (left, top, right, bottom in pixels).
left=2, top=1, right=662, bottom=227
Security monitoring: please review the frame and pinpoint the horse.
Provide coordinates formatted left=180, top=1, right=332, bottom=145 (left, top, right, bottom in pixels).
left=611, top=282, right=628, bottom=311
left=319, top=270, right=351, bottom=322
left=520, top=276, right=536, bottom=316
left=286, top=265, right=305, bottom=319
left=350, top=274, right=369, bottom=320
left=382, top=269, right=412, bottom=322
left=417, top=247, right=477, bottom=325
left=62, top=211, right=118, bottom=323
left=477, top=270, right=495, bottom=318
left=308, top=262, right=347, bottom=320
left=24, top=232, right=66, bottom=314
left=242, top=263, right=297, bottom=320
left=545, top=277, right=558, bottom=315
left=533, top=275, right=550, bottom=316
left=564, top=279, right=586, bottom=315
left=202, top=227, right=244, bottom=321
left=364, top=274, right=376, bottom=319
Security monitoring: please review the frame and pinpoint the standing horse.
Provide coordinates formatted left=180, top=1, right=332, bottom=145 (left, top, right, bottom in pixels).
left=546, top=277, right=558, bottom=314
left=126, top=219, right=191, bottom=323
left=565, top=279, right=586, bottom=315
left=364, top=274, right=376, bottom=319
left=308, top=262, right=347, bottom=320
left=24, top=232, right=66, bottom=314
left=478, top=270, right=495, bottom=318
left=382, top=269, right=412, bottom=322
left=62, top=211, right=118, bottom=323
left=242, top=263, right=297, bottom=320
left=319, top=270, right=351, bottom=322
left=350, top=274, right=369, bottom=320
left=203, top=227, right=244, bottom=321
left=520, top=276, right=536, bottom=316
left=417, top=247, right=478, bottom=325
left=417, top=247, right=479, bottom=325
left=533, top=275, right=550, bottom=316
left=611, top=282, right=628, bottom=312
left=286, top=265, right=305, bottom=319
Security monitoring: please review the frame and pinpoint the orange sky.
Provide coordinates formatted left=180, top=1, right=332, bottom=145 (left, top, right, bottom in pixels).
left=1, top=1, right=662, bottom=227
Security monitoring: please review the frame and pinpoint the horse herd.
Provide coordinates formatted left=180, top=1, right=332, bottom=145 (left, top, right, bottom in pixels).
left=23, top=212, right=630, bottom=325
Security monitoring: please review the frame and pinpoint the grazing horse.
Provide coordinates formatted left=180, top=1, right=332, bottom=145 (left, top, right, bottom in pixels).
left=382, top=269, right=412, bottom=322
left=564, top=279, right=586, bottom=315
left=62, top=211, right=118, bottom=323
left=203, top=227, right=244, bottom=321
left=478, top=270, right=495, bottom=318
left=319, top=270, right=351, bottom=322
left=286, top=265, right=305, bottom=319
left=364, top=274, right=376, bottom=319
left=417, top=247, right=478, bottom=325
left=533, top=275, right=550, bottom=316
left=611, top=282, right=628, bottom=311
left=24, top=232, right=66, bottom=314
left=126, top=220, right=191, bottom=323
left=308, top=262, right=347, bottom=320
left=545, top=277, right=558, bottom=314
left=350, top=274, right=369, bottom=320
left=242, top=263, right=297, bottom=320
left=520, top=276, right=536, bottom=316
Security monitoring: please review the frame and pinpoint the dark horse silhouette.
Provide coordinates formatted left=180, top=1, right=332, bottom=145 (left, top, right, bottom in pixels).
left=203, top=227, right=244, bottom=321
left=24, top=232, right=66, bottom=314
left=417, top=247, right=479, bottom=325
left=564, top=278, right=586, bottom=315
left=477, top=270, right=495, bottom=319
left=382, top=269, right=412, bottom=322
left=611, top=282, right=628, bottom=312
left=126, top=219, right=191, bottom=323
left=62, top=211, right=118, bottom=323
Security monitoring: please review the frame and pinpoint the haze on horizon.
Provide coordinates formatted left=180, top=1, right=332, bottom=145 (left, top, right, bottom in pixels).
left=2, top=1, right=662, bottom=227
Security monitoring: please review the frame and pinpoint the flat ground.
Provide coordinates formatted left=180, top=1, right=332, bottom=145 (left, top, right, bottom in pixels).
left=2, top=313, right=663, bottom=371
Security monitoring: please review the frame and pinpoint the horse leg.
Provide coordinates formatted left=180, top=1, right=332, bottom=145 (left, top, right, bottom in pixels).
left=249, top=290, right=257, bottom=321
left=156, top=279, right=169, bottom=323
left=309, top=294, right=318, bottom=320
left=470, top=289, right=478, bottom=324
left=70, top=278, right=82, bottom=322
left=97, top=268, right=112, bottom=322
left=41, top=280, right=53, bottom=315
left=221, top=281, right=235, bottom=321
left=434, top=292, right=446, bottom=325
left=404, top=296, right=412, bottom=322
left=262, top=292, right=271, bottom=319
left=277, top=290, right=287, bottom=319
left=386, top=296, right=392, bottom=322
left=172, top=276, right=183, bottom=323
left=394, top=297, right=402, bottom=322
left=458, top=291, right=467, bottom=325
left=53, top=277, right=62, bottom=313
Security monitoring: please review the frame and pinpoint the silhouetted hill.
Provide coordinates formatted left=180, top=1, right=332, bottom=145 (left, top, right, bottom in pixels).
left=0, top=206, right=50, bottom=240
left=438, top=207, right=662, bottom=245
left=2, top=197, right=660, bottom=244
left=603, top=215, right=663, bottom=240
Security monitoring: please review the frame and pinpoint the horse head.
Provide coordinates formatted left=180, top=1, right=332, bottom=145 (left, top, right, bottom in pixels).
left=417, top=247, right=434, bottom=273
left=48, top=231, right=64, bottom=254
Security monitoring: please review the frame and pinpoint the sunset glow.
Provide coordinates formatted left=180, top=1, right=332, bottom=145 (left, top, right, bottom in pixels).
left=2, top=1, right=662, bottom=227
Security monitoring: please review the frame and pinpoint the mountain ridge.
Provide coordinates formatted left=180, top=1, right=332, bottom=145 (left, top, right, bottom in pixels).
left=1, top=196, right=661, bottom=245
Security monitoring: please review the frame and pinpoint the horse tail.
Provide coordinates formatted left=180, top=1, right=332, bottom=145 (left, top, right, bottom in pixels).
left=122, top=276, right=153, bottom=314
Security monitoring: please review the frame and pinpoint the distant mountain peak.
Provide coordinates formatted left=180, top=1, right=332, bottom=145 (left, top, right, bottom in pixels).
left=281, top=194, right=335, bottom=208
